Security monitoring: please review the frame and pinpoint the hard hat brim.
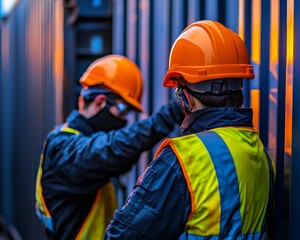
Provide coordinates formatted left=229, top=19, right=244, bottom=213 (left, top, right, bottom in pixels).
left=163, top=64, right=255, bottom=87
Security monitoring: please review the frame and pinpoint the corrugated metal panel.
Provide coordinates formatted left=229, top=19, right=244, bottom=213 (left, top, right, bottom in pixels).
left=0, top=0, right=299, bottom=238
left=126, top=0, right=138, bottom=61
left=138, top=0, right=150, bottom=114
left=241, top=0, right=297, bottom=238
left=187, top=0, right=201, bottom=24
left=111, top=0, right=241, bottom=204
left=111, top=0, right=300, bottom=238
left=291, top=0, right=299, bottom=238
left=169, top=0, right=187, bottom=102
left=240, top=0, right=253, bottom=107
left=152, top=0, right=171, bottom=113
left=112, top=0, right=125, bottom=55
left=112, top=0, right=242, bottom=196
left=125, top=0, right=139, bottom=199
left=274, top=0, right=287, bottom=238
left=259, top=0, right=271, bottom=146
left=205, top=0, right=218, bottom=20
left=0, top=14, right=2, bottom=220
left=1, top=19, right=16, bottom=225
left=137, top=0, right=151, bottom=175
left=171, top=0, right=187, bottom=44
left=1, top=0, right=62, bottom=239
left=225, top=0, right=239, bottom=31
left=259, top=0, right=271, bottom=147
left=250, top=0, right=261, bottom=131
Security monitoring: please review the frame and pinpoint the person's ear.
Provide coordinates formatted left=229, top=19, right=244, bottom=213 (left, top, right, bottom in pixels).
left=94, top=94, right=107, bottom=110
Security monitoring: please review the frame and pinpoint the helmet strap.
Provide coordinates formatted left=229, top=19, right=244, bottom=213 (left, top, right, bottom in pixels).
left=180, top=88, right=192, bottom=115
left=182, top=78, right=243, bottom=95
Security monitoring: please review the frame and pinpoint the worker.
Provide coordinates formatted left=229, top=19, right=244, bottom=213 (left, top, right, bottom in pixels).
left=35, top=54, right=184, bottom=239
left=105, top=21, right=276, bottom=239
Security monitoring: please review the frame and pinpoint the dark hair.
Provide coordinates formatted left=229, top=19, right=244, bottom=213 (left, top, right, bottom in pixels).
left=188, top=89, right=244, bottom=107
left=177, top=76, right=244, bottom=107
left=82, top=99, right=94, bottom=110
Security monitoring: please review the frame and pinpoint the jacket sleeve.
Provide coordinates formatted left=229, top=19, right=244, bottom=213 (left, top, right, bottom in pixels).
left=50, top=101, right=184, bottom=191
left=104, top=147, right=191, bottom=240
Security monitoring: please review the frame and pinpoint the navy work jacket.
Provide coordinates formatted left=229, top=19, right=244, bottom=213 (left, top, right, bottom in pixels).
left=38, top=103, right=180, bottom=240
left=105, top=108, right=273, bottom=240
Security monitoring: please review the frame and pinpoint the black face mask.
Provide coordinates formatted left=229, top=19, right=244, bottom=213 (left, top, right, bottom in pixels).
left=88, top=106, right=128, bottom=132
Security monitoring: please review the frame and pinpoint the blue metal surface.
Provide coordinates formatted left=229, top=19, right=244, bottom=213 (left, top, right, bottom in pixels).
left=205, top=0, right=218, bottom=20
left=291, top=0, right=300, bottom=238
left=112, top=0, right=125, bottom=55
left=259, top=0, right=270, bottom=146
left=136, top=0, right=151, bottom=181
left=1, top=19, right=15, bottom=225
left=125, top=0, right=140, bottom=199
left=171, top=0, right=186, bottom=44
left=1, top=0, right=300, bottom=239
left=274, top=0, right=287, bottom=238
left=0, top=0, right=57, bottom=239
left=138, top=0, right=150, bottom=113
left=126, top=0, right=137, bottom=61
left=187, top=0, right=201, bottom=24
left=242, top=0, right=252, bottom=107
left=225, top=0, right=239, bottom=32
left=0, top=15, right=2, bottom=217
left=168, top=0, right=186, bottom=98
left=152, top=0, right=170, bottom=112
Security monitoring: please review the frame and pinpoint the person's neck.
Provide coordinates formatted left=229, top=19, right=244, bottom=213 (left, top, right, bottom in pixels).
left=79, top=104, right=99, bottom=119
left=190, top=99, right=206, bottom=112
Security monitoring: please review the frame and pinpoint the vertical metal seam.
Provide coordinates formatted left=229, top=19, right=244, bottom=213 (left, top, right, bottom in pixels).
left=291, top=0, right=300, bottom=238
left=259, top=0, right=270, bottom=146
left=274, top=0, right=287, bottom=238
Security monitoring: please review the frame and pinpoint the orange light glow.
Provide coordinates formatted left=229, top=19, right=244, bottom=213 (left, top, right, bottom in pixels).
left=269, top=0, right=279, bottom=78
left=285, top=0, right=294, bottom=156
left=268, top=0, right=279, bottom=161
left=54, top=0, right=64, bottom=124
left=251, top=89, right=260, bottom=131
left=250, top=0, right=261, bottom=131
left=238, top=0, right=245, bottom=40
left=251, top=0, right=261, bottom=64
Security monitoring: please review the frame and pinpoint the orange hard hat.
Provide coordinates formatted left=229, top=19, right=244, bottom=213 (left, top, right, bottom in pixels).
left=163, top=20, right=254, bottom=88
left=80, top=55, right=143, bottom=112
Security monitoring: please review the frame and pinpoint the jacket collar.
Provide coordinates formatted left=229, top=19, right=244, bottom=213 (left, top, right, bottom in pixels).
left=65, top=110, right=96, bottom=135
left=181, top=107, right=253, bottom=135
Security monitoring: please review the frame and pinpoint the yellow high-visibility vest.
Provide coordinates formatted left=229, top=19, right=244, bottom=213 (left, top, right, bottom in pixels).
left=35, top=125, right=118, bottom=239
left=155, top=127, right=275, bottom=238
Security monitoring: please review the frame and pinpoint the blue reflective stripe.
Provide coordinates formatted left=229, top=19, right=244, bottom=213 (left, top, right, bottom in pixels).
left=198, top=131, right=242, bottom=236
left=178, top=231, right=266, bottom=240
left=263, top=147, right=275, bottom=228
left=36, top=208, right=53, bottom=231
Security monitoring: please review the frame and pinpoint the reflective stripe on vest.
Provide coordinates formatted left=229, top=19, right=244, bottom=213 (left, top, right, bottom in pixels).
left=35, top=125, right=118, bottom=239
left=35, top=140, right=54, bottom=231
left=75, top=181, right=118, bottom=240
left=178, top=231, right=266, bottom=240
left=155, top=127, right=275, bottom=238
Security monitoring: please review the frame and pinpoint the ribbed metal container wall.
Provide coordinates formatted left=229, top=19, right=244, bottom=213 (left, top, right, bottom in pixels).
left=112, top=0, right=300, bottom=239
left=0, top=0, right=299, bottom=239
left=0, top=0, right=58, bottom=239
left=112, top=0, right=240, bottom=209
